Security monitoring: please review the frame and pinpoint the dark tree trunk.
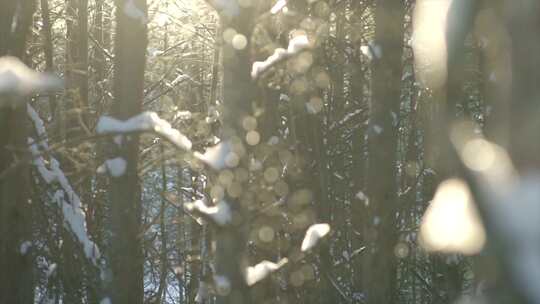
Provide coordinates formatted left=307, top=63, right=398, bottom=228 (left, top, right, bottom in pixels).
left=0, top=1, right=36, bottom=303
left=363, top=0, right=405, bottom=303
left=108, top=1, right=148, bottom=303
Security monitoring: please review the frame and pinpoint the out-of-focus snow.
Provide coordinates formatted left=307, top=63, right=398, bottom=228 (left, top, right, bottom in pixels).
left=360, top=43, right=382, bottom=61
left=245, top=258, right=288, bottom=286
left=301, top=223, right=331, bottom=252
left=124, top=0, right=147, bottom=23
left=184, top=200, right=232, bottom=226
left=271, top=0, right=287, bottom=14
left=20, top=241, right=32, bottom=255
left=0, top=56, right=62, bottom=104
left=213, top=275, right=231, bottom=296
left=100, top=297, right=112, bottom=304
left=213, top=0, right=240, bottom=17
left=251, top=35, right=311, bottom=79
left=46, top=263, right=57, bottom=278
left=104, top=157, right=127, bottom=177
left=96, top=111, right=192, bottom=151
left=194, top=141, right=232, bottom=170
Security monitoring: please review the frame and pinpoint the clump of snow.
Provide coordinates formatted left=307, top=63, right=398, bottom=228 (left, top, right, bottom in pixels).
left=213, top=275, right=231, bottom=296
left=287, top=35, right=310, bottom=53
left=174, top=110, right=192, bottom=120
left=245, top=258, right=288, bottom=286
left=20, top=241, right=32, bottom=255
left=104, top=157, right=127, bottom=177
left=279, top=93, right=290, bottom=102
left=360, top=43, right=382, bottom=61
left=355, top=191, right=367, bottom=201
left=184, top=200, right=232, bottom=226
left=251, top=35, right=311, bottom=79
left=267, top=136, right=279, bottom=145
left=124, top=0, right=147, bottom=23
left=46, top=263, right=57, bottom=278
left=0, top=56, right=62, bottom=103
left=372, top=124, right=383, bottom=134
left=96, top=112, right=192, bottom=151
left=301, top=223, right=331, bottom=252
left=194, top=141, right=232, bottom=170
left=271, top=0, right=287, bottom=14
left=100, top=297, right=112, bottom=304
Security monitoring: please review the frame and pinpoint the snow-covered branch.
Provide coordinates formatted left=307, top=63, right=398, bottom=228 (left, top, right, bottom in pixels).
left=96, top=111, right=192, bottom=151
left=27, top=104, right=101, bottom=265
left=184, top=199, right=232, bottom=226
left=251, top=35, right=311, bottom=79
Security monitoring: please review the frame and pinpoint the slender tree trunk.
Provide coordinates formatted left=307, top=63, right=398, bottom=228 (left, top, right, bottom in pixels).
left=363, top=0, right=405, bottom=303
left=212, top=3, right=259, bottom=303
left=108, top=1, right=148, bottom=303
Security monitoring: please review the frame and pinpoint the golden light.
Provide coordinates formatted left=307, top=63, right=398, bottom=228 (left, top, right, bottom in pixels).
left=412, top=0, right=451, bottom=90
left=420, top=178, right=486, bottom=255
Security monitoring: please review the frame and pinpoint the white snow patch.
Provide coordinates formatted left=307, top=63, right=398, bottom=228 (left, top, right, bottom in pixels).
left=46, top=263, right=57, bottom=278
left=96, top=112, right=192, bottom=151
left=360, top=43, right=382, bottom=61
left=301, top=223, right=331, bottom=252
left=20, top=241, right=32, bottom=255
left=489, top=72, right=496, bottom=82
left=213, top=275, right=231, bottom=296
left=271, top=0, right=287, bottom=14
left=267, top=136, right=279, bottom=145
left=0, top=57, right=62, bottom=103
left=124, top=0, right=147, bottom=23
left=174, top=110, right=192, bottom=120
left=245, top=258, right=288, bottom=286
left=355, top=191, right=367, bottom=201
left=214, top=0, right=240, bottom=17
left=100, top=297, right=112, bottom=304
left=105, top=157, right=127, bottom=177
left=194, top=141, right=231, bottom=170
left=251, top=35, right=311, bottom=79
left=184, top=200, right=232, bottom=226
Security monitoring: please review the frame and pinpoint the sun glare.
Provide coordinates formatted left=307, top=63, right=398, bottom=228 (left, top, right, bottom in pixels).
left=420, top=178, right=486, bottom=255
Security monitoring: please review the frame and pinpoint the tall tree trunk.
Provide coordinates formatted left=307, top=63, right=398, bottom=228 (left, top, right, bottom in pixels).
left=108, top=0, right=147, bottom=303
left=213, top=2, right=259, bottom=303
left=0, top=1, right=36, bottom=303
left=363, top=0, right=405, bottom=303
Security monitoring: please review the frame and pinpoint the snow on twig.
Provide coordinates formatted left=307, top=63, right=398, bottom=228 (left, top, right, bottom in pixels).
left=96, top=111, right=192, bottom=151
left=245, top=258, right=288, bottom=286
left=251, top=35, right=311, bottom=79
left=184, top=199, right=232, bottom=226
